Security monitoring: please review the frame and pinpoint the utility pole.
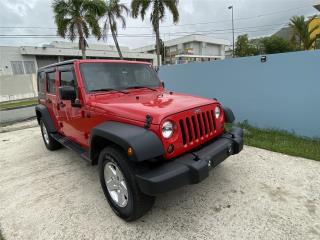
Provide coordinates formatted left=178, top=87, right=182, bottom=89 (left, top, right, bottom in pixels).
left=228, top=5, right=235, bottom=58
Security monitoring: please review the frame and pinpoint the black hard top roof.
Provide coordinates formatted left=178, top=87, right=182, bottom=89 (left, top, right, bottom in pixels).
left=38, top=59, right=77, bottom=71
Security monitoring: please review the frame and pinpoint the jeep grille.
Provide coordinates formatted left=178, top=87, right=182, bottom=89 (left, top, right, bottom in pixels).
left=179, top=110, right=216, bottom=145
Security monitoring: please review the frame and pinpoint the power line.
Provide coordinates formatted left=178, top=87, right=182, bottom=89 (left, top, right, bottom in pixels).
left=0, top=26, right=285, bottom=39
left=0, top=4, right=311, bottom=30
left=0, top=22, right=290, bottom=37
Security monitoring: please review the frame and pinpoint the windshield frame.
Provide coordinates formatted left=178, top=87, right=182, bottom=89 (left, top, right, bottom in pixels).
left=79, top=62, right=161, bottom=93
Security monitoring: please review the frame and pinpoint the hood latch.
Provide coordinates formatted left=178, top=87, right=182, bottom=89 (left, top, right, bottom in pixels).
left=144, top=114, right=153, bottom=129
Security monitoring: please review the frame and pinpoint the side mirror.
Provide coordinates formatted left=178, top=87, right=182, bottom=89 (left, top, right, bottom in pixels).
left=59, top=86, right=76, bottom=101
left=161, top=81, right=165, bottom=88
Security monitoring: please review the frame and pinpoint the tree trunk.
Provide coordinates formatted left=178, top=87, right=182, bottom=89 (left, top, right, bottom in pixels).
left=80, top=38, right=86, bottom=59
left=155, top=18, right=161, bottom=67
left=109, top=17, right=123, bottom=60
left=77, top=22, right=86, bottom=59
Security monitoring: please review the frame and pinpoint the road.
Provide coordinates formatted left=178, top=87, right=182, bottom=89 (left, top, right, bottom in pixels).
left=0, top=126, right=319, bottom=240
left=0, top=106, right=35, bottom=124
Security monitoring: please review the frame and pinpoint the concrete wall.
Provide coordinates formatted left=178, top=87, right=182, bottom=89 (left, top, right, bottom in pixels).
left=0, top=74, right=37, bottom=102
left=159, top=50, right=320, bottom=138
left=0, top=46, right=37, bottom=76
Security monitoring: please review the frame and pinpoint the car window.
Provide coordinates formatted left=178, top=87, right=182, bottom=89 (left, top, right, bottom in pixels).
left=133, top=68, right=155, bottom=85
left=60, top=71, right=75, bottom=87
left=46, top=72, right=56, bottom=94
left=37, top=71, right=46, bottom=99
left=80, top=63, right=160, bottom=92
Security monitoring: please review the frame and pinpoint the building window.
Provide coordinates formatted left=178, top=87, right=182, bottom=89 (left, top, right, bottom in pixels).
left=184, top=43, right=191, bottom=48
left=24, top=61, right=36, bottom=74
left=46, top=72, right=56, bottom=94
left=11, top=61, right=24, bottom=75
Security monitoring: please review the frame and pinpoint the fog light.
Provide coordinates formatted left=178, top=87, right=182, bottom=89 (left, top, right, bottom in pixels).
left=167, top=144, right=174, bottom=153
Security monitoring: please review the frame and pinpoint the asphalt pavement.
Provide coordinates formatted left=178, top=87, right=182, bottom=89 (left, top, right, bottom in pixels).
left=0, top=106, right=36, bottom=124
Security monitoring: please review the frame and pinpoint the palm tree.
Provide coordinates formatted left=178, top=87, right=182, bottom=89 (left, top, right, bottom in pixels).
left=103, top=0, right=129, bottom=59
left=131, top=0, right=179, bottom=66
left=289, top=15, right=320, bottom=50
left=52, top=0, right=106, bottom=59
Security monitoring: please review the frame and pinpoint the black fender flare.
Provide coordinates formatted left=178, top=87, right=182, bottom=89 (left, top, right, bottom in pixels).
left=90, top=121, right=165, bottom=163
left=35, top=104, right=57, bottom=133
left=222, top=106, right=235, bottom=123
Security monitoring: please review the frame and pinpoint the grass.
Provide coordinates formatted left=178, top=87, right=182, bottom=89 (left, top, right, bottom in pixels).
left=227, top=122, right=320, bottom=161
left=0, top=98, right=38, bottom=111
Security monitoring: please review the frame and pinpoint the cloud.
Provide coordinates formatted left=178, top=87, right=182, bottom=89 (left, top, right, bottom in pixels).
left=0, top=0, right=318, bottom=48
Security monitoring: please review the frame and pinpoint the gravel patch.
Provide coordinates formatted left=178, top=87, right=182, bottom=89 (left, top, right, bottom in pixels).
left=0, top=127, right=319, bottom=240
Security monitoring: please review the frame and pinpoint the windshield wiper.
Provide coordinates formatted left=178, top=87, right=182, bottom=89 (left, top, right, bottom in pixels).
left=90, top=88, right=128, bottom=94
left=125, top=86, right=157, bottom=91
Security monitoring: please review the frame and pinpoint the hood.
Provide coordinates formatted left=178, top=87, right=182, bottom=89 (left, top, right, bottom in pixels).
left=90, top=90, right=215, bottom=124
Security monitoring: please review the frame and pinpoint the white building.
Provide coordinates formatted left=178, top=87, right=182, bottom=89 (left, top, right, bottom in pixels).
left=0, top=41, right=158, bottom=102
left=224, top=45, right=234, bottom=59
left=0, top=41, right=158, bottom=76
left=133, top=34, right=229, bottom=65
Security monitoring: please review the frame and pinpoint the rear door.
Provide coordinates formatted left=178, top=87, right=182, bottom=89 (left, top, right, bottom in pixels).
left=45, top=69, right=60, bottom=130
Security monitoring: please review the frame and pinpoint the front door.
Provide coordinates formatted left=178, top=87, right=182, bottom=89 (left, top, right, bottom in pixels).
left=57, top=66, right=88, bottom=147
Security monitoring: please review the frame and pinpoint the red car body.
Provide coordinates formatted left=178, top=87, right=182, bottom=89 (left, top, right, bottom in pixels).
left=40, top=59, right=225, bottom=160
left=35, top=59, right=243, bottom=221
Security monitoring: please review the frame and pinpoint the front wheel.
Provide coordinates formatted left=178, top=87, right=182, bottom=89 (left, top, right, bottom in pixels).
left=98, top=146, right=155, bottom=221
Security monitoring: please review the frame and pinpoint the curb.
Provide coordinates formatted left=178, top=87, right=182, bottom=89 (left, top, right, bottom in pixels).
left=0, top=117, right=38, bottom=133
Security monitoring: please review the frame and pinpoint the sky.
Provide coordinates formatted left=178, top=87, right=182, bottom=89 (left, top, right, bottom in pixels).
left=0, top=0, right=318, bottom=49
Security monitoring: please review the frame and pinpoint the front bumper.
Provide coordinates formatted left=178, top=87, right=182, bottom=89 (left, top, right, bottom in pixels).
left=136, top=127, right=244, bottom=196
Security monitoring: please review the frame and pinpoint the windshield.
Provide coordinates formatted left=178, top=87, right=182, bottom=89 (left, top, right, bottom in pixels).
left=80, top=63, right=161, bottom=92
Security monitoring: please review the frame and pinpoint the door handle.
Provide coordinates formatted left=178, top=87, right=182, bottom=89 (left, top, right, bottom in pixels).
left=46, top=99, right=52, bottom=104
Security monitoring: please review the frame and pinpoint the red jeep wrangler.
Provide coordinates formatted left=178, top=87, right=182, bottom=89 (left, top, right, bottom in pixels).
left=35, top=59, right=243, bottom=221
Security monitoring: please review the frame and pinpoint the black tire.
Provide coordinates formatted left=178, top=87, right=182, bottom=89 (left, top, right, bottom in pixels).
left=40, top=120, right=61, bottom=151
left=98, top=146, right=155, bottom=221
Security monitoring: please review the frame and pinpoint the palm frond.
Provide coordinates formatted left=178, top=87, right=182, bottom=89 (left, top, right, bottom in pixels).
left=68, top=22, right=76, bottom=41
left=82, top=21, right=90, bottom=38
left=309, top=24, right=320, bottom=36
left=119, top=15, right=127, bottom=29
left=163, top=0, right=179, bottom=23
left=52, top=0, right=71, bottom=38
left=85, top=13, right=102, bottom=39
left=102, top=19, right=110, bottom=42
left=131, top=0, right=150, bottom=20
left=110, top=15, right=118, bottom=34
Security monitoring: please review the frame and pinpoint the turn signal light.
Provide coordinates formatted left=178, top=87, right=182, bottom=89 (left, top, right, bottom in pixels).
left=127, top=147, right=134, bottom=156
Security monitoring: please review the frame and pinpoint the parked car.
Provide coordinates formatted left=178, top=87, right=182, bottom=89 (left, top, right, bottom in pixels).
left=35, top=59, right=243, bottom=221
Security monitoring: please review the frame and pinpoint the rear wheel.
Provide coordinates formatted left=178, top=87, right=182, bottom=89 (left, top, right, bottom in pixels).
left=98, top=146, right=155, bottom=221
left=40, top=120, right=61, bottom=150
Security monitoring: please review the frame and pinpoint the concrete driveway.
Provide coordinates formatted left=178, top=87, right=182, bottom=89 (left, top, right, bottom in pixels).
left=0, top=126, right=319, bottom=240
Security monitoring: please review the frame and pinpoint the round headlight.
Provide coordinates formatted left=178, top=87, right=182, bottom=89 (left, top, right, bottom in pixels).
left=162, top=121, right=173, bottom=138
left=215, top=106, right=221, bottom=118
